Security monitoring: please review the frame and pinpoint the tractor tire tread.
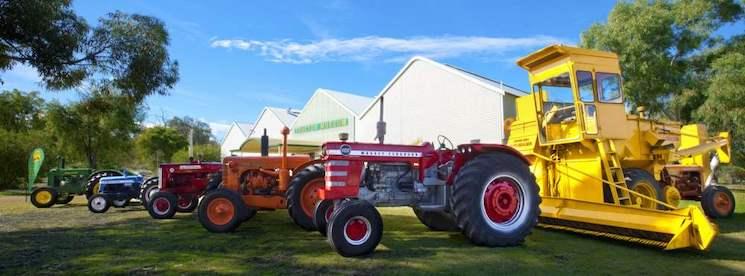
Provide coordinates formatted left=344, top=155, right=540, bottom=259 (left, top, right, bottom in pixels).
left=451, top=152, right=540, bottom=247
left=286, top=164, right=325, bottom=231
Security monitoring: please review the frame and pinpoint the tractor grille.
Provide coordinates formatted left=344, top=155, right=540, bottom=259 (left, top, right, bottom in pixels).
left=324, top=160, right=349, bottom=188
left=101, top=184, right=128, bottom=193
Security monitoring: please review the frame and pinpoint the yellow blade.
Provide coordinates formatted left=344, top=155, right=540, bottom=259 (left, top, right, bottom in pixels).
left=539, top=197, right=718, bottom=250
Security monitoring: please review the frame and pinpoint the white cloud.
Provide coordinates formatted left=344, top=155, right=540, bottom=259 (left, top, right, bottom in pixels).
left=205, top=120, right=232, bottom=142
left=142, top=121, right=161, bottom=128
left=210, top=35, right=569, bottom=64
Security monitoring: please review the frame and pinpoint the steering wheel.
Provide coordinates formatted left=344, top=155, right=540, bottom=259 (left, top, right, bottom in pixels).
left=543, top=105, right=576, bottom=127
left=437, top=135, right=454, bottom=150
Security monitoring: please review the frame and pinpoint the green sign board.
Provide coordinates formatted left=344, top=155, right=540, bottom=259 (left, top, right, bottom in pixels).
left=294, top=118, right=349, bottom=134
left=28, top=148, right=45, bottom=188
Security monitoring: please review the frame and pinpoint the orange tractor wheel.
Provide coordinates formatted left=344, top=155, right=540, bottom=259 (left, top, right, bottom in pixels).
left=702, top=185, right=736, bottom=218
left=198, top=189, right=248, bottom=233
left=286, top=164, right=326, bottom=230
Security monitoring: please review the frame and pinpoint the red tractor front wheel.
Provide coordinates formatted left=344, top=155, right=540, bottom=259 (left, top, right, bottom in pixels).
left=313, top=200, right=336, bottom=237
left=148, top=192, right=177, bottom=219
left=327, top=200, right=383, bottom=257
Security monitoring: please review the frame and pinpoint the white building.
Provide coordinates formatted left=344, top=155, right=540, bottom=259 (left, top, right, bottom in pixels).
left=249, top=106, right=301, bottom=139
left=290, top=88, right=372, bottom=142
left=356, top=56, right=526, bottom=145
left=220, top=122, right=254, bottom=157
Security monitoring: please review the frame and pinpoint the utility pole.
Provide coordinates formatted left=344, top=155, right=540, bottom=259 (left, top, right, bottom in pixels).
left=188, top=128, right=194, bottom=158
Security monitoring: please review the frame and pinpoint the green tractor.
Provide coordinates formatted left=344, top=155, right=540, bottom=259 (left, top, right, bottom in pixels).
left=29, top=156, right=123, bottom=208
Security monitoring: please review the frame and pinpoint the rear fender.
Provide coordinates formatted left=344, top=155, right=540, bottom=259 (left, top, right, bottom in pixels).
left=292, top=159, right=324, bottom=174
left=447, top=143, right=531, bottom=185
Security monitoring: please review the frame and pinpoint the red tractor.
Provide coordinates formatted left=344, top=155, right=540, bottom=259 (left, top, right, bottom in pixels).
left=144, top=161, right=223, bottom=219
left=293, top=134, right=541, bottom=257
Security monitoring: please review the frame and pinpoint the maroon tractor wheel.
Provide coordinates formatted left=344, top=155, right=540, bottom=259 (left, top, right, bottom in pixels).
left=148, top=192, right=177, bottom=219
left=175, top=195, right=198, bottom=213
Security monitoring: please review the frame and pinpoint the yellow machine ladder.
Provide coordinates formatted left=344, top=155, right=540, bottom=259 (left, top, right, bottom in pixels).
left=597, top=139, right=632, bottom=205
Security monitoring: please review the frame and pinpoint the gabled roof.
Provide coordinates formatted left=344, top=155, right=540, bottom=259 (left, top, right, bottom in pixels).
left=264, top=106, right=301, bottom=126
left=236, top=122, right=254, bottom=136
left=359, top=56, right=528, bottom=118
left=221, top=121, right=253, bottom=145
left=446, top=65, right=527, bottom=97
left=312, top=88, right=373, bottom=116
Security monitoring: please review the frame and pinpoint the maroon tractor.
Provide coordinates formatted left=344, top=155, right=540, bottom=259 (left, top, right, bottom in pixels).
left=145, top=161, right=223, bottom=219
left=293, top=134, right=540, bottom=257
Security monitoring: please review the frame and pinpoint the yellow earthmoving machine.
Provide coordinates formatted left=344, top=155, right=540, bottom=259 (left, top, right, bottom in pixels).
left=507, top=45, right=734, bottom=251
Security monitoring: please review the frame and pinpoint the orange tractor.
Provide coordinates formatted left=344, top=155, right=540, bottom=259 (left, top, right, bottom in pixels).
left=197, top=128, right=325, bottom=232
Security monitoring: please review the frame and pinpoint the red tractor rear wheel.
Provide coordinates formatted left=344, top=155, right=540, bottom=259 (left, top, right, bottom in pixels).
left=452, top=152, right=540, bottom=246
left=175, top=195, right=198, bottom=213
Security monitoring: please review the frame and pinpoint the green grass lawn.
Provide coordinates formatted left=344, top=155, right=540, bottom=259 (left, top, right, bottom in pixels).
left=1, top=192, right=744, bottom=275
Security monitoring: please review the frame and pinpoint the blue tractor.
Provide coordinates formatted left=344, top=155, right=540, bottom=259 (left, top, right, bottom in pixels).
left=87, top=172, right=145, bottom=213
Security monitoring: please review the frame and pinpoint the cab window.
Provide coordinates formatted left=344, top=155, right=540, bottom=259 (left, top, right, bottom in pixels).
left=576, top=71, right=594, bottom=102
left=537, top=72, right=576, bottom=125
left=597, top=73, right=622, bottom=103
left=540, top=72, right=573, bottom=105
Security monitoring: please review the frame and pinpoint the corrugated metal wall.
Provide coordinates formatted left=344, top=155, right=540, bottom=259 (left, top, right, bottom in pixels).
left=291, top=93, right=356, bottom=142
left=357, top=60, right=506, bottom=145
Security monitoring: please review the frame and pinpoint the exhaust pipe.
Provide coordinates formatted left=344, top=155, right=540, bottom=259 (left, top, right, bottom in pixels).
left=260, top=128, right=269, bottom=157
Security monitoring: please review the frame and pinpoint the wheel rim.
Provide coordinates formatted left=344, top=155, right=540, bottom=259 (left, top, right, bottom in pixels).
left=480, top=175, right=527, bottom=231
left=664, top=186, right=681, bottom=207
left=178, top=197, right=193, bottom=209
left=300, top=178, right=325, bottom=218
left=146, top=187, right=159, bottom=202
left=324, top=204, right=335, bottom=220
left=713, top=191, right=732, bottom=215
left=152, top=198, right=171, bottom=215
left=35, top=190, right=53, bottom=204
left=207, top=198, right=235, bottom=226
left=344, top=216, right=372, bottom=245
left=632, top=182, right=657, bottom=209
left=91, top=197, right=106, bottom=211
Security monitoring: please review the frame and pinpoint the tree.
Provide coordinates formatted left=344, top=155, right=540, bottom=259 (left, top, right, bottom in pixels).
left=0, top=90, right=53, bottom=189
left=580, top=0, right=743, bottom=117
left=171, top=144, right=221, bottom=163
left=46, top=87, right=143, bottom=169
left=166, top=116, right=215, bottom=145
left=136, top=126, right=188, bottom=167
left=695, top=46, right=745, bottom=164
left=0, top=0, right=179, bottom=102
left=0, top=89, right=45, bottom=132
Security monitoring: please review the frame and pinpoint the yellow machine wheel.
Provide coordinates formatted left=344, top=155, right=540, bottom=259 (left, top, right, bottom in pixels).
left=624, top=169, right=665, bottom=210
left=663, top=186, right=681, bottom=208
left=30, top=187, right=58, bottom=208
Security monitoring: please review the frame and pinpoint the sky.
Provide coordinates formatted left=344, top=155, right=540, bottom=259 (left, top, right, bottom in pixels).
left=1, top=0, right=628, bottom=141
